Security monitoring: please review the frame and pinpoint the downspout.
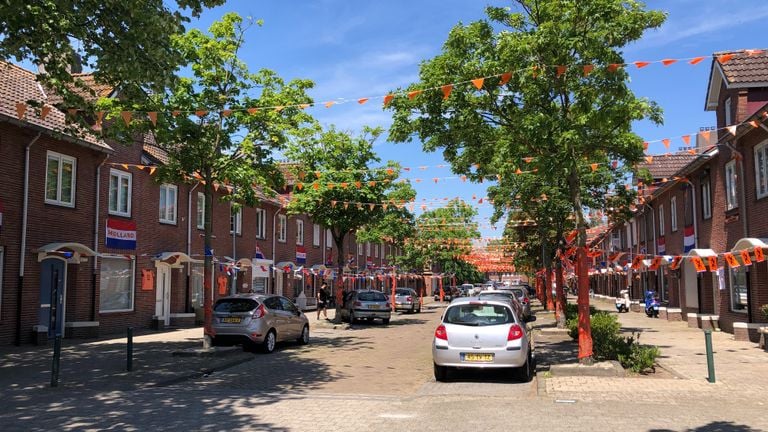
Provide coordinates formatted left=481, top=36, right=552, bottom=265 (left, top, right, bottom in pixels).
left=16, top=132, right=41, bottom=346
left=186, top=182, right=200, bottom=313
left=272, top=206, right=282, bottom=294
left=91, top=155, right=109, bottom=321
left=726, top=139, right=752, bottom=323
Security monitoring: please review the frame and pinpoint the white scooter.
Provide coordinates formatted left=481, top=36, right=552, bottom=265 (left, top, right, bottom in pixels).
left=615, top=289, right=630, bottom=313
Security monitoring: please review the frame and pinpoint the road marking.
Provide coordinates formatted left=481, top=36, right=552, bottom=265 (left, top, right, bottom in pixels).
left=378, top=413, right=416, bottom=419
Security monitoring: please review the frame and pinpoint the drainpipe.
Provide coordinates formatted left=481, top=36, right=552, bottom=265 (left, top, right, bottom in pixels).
left=272, top=206, right=282, bottom=294
left=726, top=139, right=752, bottom=322
left=91, top=155, right=109, bottom=321
left=17, top=132, right=41, bottom=345
left=186, top=182, right=200, bottom=313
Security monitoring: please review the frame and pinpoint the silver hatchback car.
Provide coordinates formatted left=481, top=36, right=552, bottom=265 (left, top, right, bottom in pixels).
left=432, top=297, right=534, bottom=382
left=341, top=290, right=392, bottom=324
left=211, top=294, right=309, bottom=353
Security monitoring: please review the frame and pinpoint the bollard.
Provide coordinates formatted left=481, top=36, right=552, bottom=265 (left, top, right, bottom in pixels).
left=50, top=335, right=61, bottom=387
left=127, top=327, right=133, bottom=372
left=704, top=329, right=715, bottom=383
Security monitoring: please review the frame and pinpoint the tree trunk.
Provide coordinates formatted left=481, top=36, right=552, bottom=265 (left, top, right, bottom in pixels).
left=332, top=232, right=346, bottom=324
left=544, top=265, right=554, bottom=311
left=202, top=179, right=214, bottom=350
left=555, top=256, right=566, bottom=329
left=568, top=172, right=593, bottom=364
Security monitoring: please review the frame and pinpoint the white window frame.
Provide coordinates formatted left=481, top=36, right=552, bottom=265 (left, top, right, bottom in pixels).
left=158, top=184, right=177, bottom=224
left=255, top=208, right=266, bottom=239
left=702, top=177, right=712, bottom=220
left=99, top=254, right=135, bottom=313
left=725, top=160, right=739, bottom=210
left=278, top=214, right=287, bottom=243
left=366, top=242, right=371, bottom=256
left=670, top=197, right=678, bottom=232
left=358, top=243, right=363, bottom=255
left=658, top=205, right=665, bottom=236
left=312, top=223, right=320, bottom=247
left=108, top=169, right=132, bottom=217
left=296, top=219, right=304, bottom=245
left=230, top=207, right=242, bottom=235
left=326, top=229, right=333, bottom=248
left=45, top=151, right=76, bottom=207
left=374, top=243, right=379, bottom=258
left=724, top=97, right=732, bottom=126
left=754, top=141, right=768, bottom=199
left=729, top=266, right=748, bottom=314
left=196, top=192, right=205, bottom=230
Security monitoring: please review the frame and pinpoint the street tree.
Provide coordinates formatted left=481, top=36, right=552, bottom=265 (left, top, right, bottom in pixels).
left=355, top=181, right=417, bottom=261
left=0, top=0, right=224, bottom=108
left=284, top=126, right=407, bottom=322
left=99, top=13, right=316, bottom=348
left=386, top=0, right=665, bottom=363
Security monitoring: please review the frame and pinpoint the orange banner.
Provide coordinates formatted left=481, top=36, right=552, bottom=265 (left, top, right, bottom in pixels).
left=723, top=253, right=740, bottom=268
left=669, top=256, right=683, bottom=270
left=754, top=247, right=765, bottom=262
left=740, top=249, right=753, bottom=266
left=707, top=256, right=718, bottom=272
left=691, top=257, right=707, bottom=273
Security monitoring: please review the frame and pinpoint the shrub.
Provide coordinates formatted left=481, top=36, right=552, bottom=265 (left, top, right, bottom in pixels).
left=565, top=303, right=597, bottom=321
left=761, top=304, right=768, bottom=321
left=619, top=343, right=660, bottom=373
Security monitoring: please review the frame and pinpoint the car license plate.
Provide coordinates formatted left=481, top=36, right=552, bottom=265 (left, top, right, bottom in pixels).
left=221, top=317, right=242, bottom=324
left=463, top=353, right=494, bottom=363
left=368, top=304, right=379, bottom=309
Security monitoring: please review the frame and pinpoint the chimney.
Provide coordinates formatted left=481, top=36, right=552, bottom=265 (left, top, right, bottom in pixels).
left=696, top=126, right=717, bottom=148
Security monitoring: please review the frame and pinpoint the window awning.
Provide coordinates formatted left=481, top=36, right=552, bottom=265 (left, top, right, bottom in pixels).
left=153, top=252, right=202, bottom=268
left=731, top=238, right=768, bottom=252
left=685, top=249, right=717, bottom=258
left=34, top=242, right=99, bottom=263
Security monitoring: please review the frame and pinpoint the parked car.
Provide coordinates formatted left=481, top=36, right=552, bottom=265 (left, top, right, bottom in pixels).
left=460, top=284, right=474, bottom=297
left=496, top=286, right=532, bottom=321
left=341, top=290, right=392, bottom=324
left=396, top=287, right=422, bottom=313
left=477, top=290, right=526, bottom=322
left=433, top=286, right=459, bottom=302
left=211, top=294, right=309, bottom=353
left=432, top=297, right=535, bottom=382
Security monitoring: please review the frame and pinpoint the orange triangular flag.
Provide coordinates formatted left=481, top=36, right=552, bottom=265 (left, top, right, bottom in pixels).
left=583, top=65, right=594, bottom=76
left=213, top=183, right=220, bottom=192
left=340, top=182, right=348, bottom=189
left=148, top=112, right=158, bottom=127
left=15, top=102, right=26, bottom=119
left=95, top=111, right=104, bottom=128
left=607, top=63, right=622, bottom=72
left=312, top=182, right=319, bottom=190
left=327, top=183, right=334, bottom=189
left=750, top=120, right=759, bottom=128
left=699, top=130, right=710, bottom=140
left=662, top=138, right=671, bottom=149
left=682, top=135, right=691, bottom=145
left=515, top=168, right=522, bottom=175
left=689, top=56, right=705, bottom=65
left=523, top=157, right=533, bottom=163
left=149, top=167, right=156, bottom=175
left=727, top=125, right=738, bottom=135
left=460, top=175, right=467, bottom=182
left=296, top=182, right=303, bottom=190
left=645, top=156, right=653, bottom=163
left=358, top=98, right=369, bottom=104
left=66, top=108, right=78, bottom=117
left=121, top=163, right=129, bottom=170
left=355, top=181, right=362, bottom=189
left=195, top=110, right=208, bottom=117
left=441, top=84, right=453, bottom=100
left=172, top=110, right=181, bottom=117
left=661, top=59, right=677, bottom=66
left=331, top=200, right=337, bottom=207
left=121, top=111, right=132, bottom=126
left=299, top=104, right=310, bottom=110
left=746, top=49, right=764, bottom=56
left=556, top=65, right=567, bottom=77
left=314, top=171, right=321, bottom=179
left=590, top=163, right=598, bottom=172
left=246, top=107, right=258, bottom=115
left=754, top=247, right=765, bottom=262
left=669, top=256, right=683, bottom=270
left=471, top=78, right=484, bottom=89
left=383, top=94, right=395, bottom=106
left=407, top=90, right=421, bottom=100
left=369, top=181, right=377, bottom=187
left=499, top=72, right=512, bottom=86
left=741, top=249, right=753, bottom=266
left=40, top=105, right=51, bottom=120
left=369, top=203, right=375, bottom=211
left=634, top=61, right=650, bottom=69
left=718, top=53, right=734, bottom=64
left=324, top=101, right=335, bottom=108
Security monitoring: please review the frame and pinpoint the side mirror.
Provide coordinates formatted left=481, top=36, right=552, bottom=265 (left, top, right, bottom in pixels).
left=526, top=315, right=537, bottom=323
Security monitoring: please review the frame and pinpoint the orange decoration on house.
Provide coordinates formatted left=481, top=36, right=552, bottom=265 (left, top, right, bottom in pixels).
left=691, top=257, right=706, bottom=273
left=707, top=256, right=718, bottom=272
left=141, top=269, right=155, bottom=291
left=740, top=249, right=753, bottom=266
left=471, top=78, right=484, bottom=89
left=723, top=253, right=740, bottom=268
left=648, top=257, right=662, bottom=271
left=217, top=275, right=228, bottom=295
left=441, top=84, right=453, bottom=100
left=754, top=247, right=765, bottom=262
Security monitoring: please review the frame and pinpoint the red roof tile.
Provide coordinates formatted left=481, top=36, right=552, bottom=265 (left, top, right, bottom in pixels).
left=635, top=154, right=697, bottom=180
left=717, top=50, right=768, bottom=84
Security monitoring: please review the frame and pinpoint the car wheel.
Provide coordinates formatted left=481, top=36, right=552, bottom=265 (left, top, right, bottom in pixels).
left=261, top=330, right=277, bottom=354
left=297, top=325, right=309, bottom=345
left=515, top=349, right=534, bottom=383
left=434, top=363, right=448, bottom=382
left=411, top=304, right=416, bottom=314
left=382, top=318, right=390, bottom=325
left=416, top=305, right=421, bottom=313
left=349, top=310, right=356, bottom=323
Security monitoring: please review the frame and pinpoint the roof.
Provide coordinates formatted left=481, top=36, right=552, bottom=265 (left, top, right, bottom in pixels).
left=635, top=153, right=698, bottom=180
left=706, top=50, right=768, bottom=110
left=0, top=61, right=112, bottom=153
left=45, top=72, right=115, bottom=105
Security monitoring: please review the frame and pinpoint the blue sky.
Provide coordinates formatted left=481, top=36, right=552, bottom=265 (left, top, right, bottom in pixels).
left=189, top=0, right=768, bottom=238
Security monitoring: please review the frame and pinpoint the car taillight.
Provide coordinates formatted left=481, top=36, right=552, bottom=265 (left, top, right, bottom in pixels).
left=435, top=324, right=447, bottom=341
left=507, top=324, right=524, bottom=341
left=354, top=301, right=362, bottom=307
left=252, top=304, right=265, bottom=319
left=522, top=298, right=529, bottom=304
left=406, top=296, right=413, bottom=302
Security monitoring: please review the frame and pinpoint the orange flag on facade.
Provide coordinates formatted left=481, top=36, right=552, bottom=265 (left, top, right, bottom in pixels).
left=648, top=257, right=662, bottom=271
left=740, top=249, right=753, bottom=266
left=670, top=256, right=683, bottom=270
left=217, top=275, right=228, bottom=295
left=691, top=256, right=707, bottom=273
left=471, top=78, right=484, bottom=89
left=707, top=256, right=718, bottom=272
left=141, top=269, right=154, bottom=291
left=723, top=252, right=740, bottom=268
left=754, top=247, right=765, bottom=262
left=324, top=101, right=336, bottom=108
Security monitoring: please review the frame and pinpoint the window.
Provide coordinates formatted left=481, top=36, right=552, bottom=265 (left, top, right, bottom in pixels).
left=255, top=208, right=266, bottom=238
left=326, top=229, right=333, bottom=248
left=45, top=151, right=76, bottom=207
left=190, top=264, right=204, bottom=308
left=196, top=192, right=205, bottom=229
left=296, top=220, right=304, bottom=245
left=366, top=242, right=371, bottom=256
left=658, top=205, right=665, bottom=236
left=755, top=141, right=768, bottom=199
left=108, top=169, right=132, bottom=216
left=313, top=224, right=320, bottom=246
left=374, top=243, right=379, bottom=258
left=358, top=243, right=363, bottom=255
left=631, top=221, right=637, bottom=246
left=729, top=266, right=748, bottom=313
left=725, top=160, right=739, bottom=210
left=158, top=184, right=177, bottom=224
left=278, top=214, right=287, bottom=242
left=230, top=207, right=242, bottom=235
left=670, top=197, right=678, bottom=232
left=724, top=97, right=732, bottom=126
left=701, top=176, right=712, bottom=220
left=99, top=255, right=135, bottom=312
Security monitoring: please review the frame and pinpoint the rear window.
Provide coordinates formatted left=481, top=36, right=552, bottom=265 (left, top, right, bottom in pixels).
left=214, top=298, right=258, bottom=313
left=511, top=289, right=524, bottom=298
left=396, top=289, right=411, bottom=296
left=358, top=292, right=387, bottom=302
left=479, top=293, right=514, bottom=301
left=444, top=303, right=514, bottom=326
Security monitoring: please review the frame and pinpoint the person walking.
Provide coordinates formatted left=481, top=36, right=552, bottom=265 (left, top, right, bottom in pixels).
left=317, top=282, right=329, bottom=320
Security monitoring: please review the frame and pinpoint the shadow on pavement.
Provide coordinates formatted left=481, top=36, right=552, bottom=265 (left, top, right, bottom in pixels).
left=650, top=421, right=763, bottom=432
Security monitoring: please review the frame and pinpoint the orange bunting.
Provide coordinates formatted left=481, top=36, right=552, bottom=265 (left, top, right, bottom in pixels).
left=662, top=138, right=671, bottom=149
left=634, top=61, right=651, bottom=69
left=727, top=125, right=738, bottom=135
left=441, top=85, right=453, bottom=100
left=171, top=110, right=181, bottom=117
left=723, top=252, right=740, bottom=268
left=590, top=163, right=598, bottom=172
left=648, top=257, right=662, bottom=271
left=324, top=101, right=336, bottom=108
left=669, top=256, right=683, bottom=270
left=195, top=110, right=208, bottom=117
left=148, top=111, right=158, bottom=126
left=296, top=182, right=303, bottom=190
left=433, top=178, right=439, bottom=183
left=582, top=65, right=594, bottom=76
left=460, top=175, right=467, bottom=182
left=121, top=111, right=132, bottom=126
left=312, top=182, right=319, bottom=190
left=330, top=200, right=337, bottom=207
left=661, top=59, right=677, bottom=66
left=754, top=247, right=765, bottom=262
left=740, top=249, right=753, bottom=266
left=358, top=98, right=369, bottom=105
left=689, top=56, right=705, bottom=65
left=523, top=157, right=533, bottom=164
left=407, top=90, right=422, bottom=100
left=607, top=63, right=622, bottom=72
left=707, top=256, right=718, bottom=272
left=718, top=53, right=734, bottom=64
left=471, top=78, right=485, bottom=89
left=355, top=181, right=362, bottom=189
left=383, top=94, right=394, bottom=106
left=691, top=257, right=707, bottom=273
left=368, top=181, right=377, bottom=187
left=687, top=148, right=697, bottom=155
left=556, top=65, right=567, bottom=78
left=340, top=182, right=348, bottom=189
left=369, top=203, right=375, bottom=211
left=499, top=72, right=512, bottom=86
left=149, top=167, right=156, bottom=175
left=682, top=135, right=691, bottom=145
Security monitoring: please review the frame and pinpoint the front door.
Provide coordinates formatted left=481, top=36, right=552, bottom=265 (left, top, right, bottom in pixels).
left=39, top=258, right=66, bottom=338
left=156, top=264, right=172, bottom=325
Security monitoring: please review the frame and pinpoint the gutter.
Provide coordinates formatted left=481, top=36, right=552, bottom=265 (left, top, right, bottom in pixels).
left=16, top=132, right=41, bottom=345
left=91, top=155, right=109, bottom=321
left=0, top=114, right=114, bottom=155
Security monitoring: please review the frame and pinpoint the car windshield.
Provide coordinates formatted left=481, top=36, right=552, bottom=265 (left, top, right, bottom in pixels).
left=358, top=292, right=387, bottom=302
left=396, top=289, right=411, bottom=296
left=214, top=298, right=258, bottom=313
left=444, top=303, right=514, bottom=326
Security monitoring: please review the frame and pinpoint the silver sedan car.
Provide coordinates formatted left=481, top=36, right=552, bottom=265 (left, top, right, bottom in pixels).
left=211, top=294, right=309, bottom=353
left=432, top=297, right=534, bottom=382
